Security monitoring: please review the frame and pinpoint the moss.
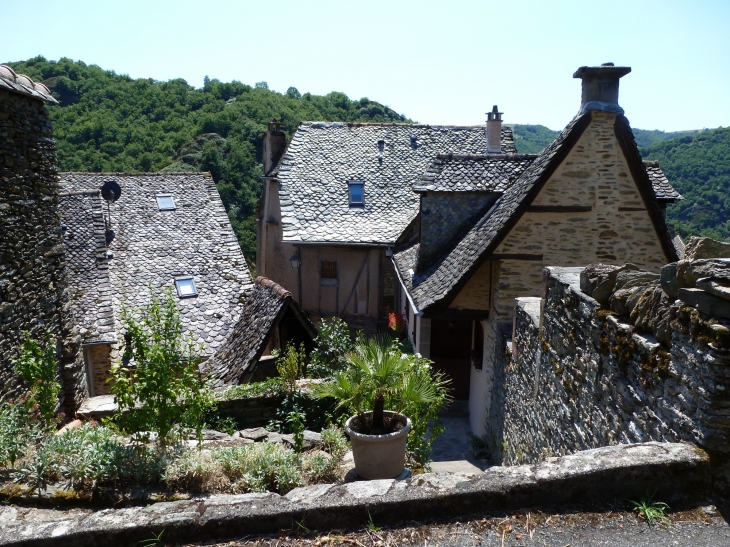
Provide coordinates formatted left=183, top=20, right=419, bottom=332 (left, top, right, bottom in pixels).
left=53, top=488, right=79, bottom=501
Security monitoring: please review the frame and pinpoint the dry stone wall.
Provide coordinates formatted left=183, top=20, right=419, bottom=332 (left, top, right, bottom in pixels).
left=500, top=264, right=730, bottom=473
left=0, top=89, right=68, bottom=403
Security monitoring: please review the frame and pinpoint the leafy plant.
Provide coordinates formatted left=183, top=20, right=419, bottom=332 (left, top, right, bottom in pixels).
left=288, top=408, right=306, bottom=454
left=307, top=317, right=355, bottom=377
left=12, top=330, right=63, bottom=429
left=276, top=343, right=306, bottom=393
left=0, top=403, right=40, bottom=468
left=139, top=530, right=165, bottom=546
left=321, top=425, right=349, bottom=460
left=630, top=492, right=670, bottom=525
left=213, top=443, right=303, bottom=494
left=468, top=434, right=491, bottom=459
left=267, top=390, right=342, bottom=434
left=314, top=334, right=451, bottom=439
left=110, top=288, right=215, bottom=448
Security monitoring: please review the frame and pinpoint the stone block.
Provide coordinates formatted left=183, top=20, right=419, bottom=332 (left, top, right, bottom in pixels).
left=684, top=236, right=730, bottom=260
left=678, top=288, right=730, bottom=320
left=661, top=262, right=679, bottom=298
left=579, top=263, right=640, bottom=305
left=696, top=277, right=730, bottom=303
left=676, top=258, right=730, bottom=287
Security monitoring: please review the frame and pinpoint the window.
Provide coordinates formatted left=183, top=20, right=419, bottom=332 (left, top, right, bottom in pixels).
left=348, top=182, right=364, bottom=207
left=174, top=276, right=198, bottom=298
left=156, top=194, right=176, bottom=210
left=321, top=261, right=338, bottom=279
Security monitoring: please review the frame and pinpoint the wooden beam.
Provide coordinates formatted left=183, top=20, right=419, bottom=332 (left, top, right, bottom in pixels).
left=526, top=205, right=592, bottom=213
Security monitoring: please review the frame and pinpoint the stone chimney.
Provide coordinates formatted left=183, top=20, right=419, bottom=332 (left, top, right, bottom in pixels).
left=486, top=105, right=503, bottom=154
left=262, top=118, right=287, bottom=174
left=573, top=63, right=631, bottom=114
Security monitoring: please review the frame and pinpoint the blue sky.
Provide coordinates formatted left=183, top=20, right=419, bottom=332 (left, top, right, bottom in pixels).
left=3, top=0, right=729, bottom=131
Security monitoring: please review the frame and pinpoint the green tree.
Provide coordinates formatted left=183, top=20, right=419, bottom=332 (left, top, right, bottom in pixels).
left=110, top=288, right=214, bottom=448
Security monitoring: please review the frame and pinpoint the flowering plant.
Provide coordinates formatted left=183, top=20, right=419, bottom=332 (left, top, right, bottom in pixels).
left=387, top=312, right=405, bottom=332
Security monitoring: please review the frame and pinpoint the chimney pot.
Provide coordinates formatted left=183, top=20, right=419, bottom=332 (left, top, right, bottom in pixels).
left=573, top=64, right=631, bottom=114
left=486, top=105, right=503, bottom=154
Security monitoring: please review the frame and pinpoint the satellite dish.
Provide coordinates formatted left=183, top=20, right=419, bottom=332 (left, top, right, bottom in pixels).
left=101, top=180, right=122, bottom=202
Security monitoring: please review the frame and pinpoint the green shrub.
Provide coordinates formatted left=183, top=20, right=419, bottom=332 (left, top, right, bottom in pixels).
left=0, top=403, right=40, bottom=468
left=276, top=343, right=306, bottom=393
left=20, top=425, right=168, bottom=494
left=110, top=289, right=215, bottom=448
left=213, top=443, right=303, bottom=494
left=321, top=425, right=349, bottom=460
left=266, top=390, right=343, bottom=433
left=162, top=449, right=220, bottom=492
left=12, top=330, right=63, bottom=429
left=302, top=451, right=339, bottom=484
left=307, top=317, right=355, bottom=377
left=223, top=377, right=284, bottom=400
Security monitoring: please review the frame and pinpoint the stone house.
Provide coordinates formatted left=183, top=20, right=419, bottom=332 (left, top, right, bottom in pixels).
left=256, top=119, right=516, bottom=334
left=0, top=65, right=67, bottom=403
left=58, top=172, right=315, bottom=413
left=391, top=64, right=683, bottom=434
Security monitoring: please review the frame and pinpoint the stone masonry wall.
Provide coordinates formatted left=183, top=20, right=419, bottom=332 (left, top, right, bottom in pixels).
left=492, top=111, right=669, bottom=324
left=500, top=266, right=730, bottom=468
left=0, top=89, right=67, bottom=403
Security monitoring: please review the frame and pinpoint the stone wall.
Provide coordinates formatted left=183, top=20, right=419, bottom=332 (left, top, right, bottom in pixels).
left=499, top=263, right=730, bottom=473
left=0, top=89, right=67, bottom=403
left=492, top=111, right=670, bottom=324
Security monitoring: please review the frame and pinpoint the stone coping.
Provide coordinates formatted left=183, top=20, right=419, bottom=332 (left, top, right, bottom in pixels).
left=0, top=442, right=711, bottom=546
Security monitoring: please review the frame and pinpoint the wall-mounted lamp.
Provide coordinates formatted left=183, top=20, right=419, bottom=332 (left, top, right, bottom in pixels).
left=289, top=251, right=301, bottom=269
left=385, top=247, right=393, bottom=258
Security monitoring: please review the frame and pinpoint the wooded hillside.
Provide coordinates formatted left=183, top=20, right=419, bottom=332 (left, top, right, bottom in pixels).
left=8, top=56, right=729, bottom=255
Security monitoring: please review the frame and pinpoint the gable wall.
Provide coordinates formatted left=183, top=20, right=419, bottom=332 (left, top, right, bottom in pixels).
left=490, top=111, right=669, bottom=322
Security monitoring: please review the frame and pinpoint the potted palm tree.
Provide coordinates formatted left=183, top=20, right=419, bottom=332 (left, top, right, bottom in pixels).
left=315, top=334, right=450, bottom=480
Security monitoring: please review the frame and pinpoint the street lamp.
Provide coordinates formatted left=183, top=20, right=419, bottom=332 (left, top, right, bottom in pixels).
left=289, top=251, right=301, bottom=269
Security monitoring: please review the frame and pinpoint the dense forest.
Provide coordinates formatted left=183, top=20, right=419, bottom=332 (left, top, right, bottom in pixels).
left=641, top=127, right=730, bottom=241
left=8, top=57, right=410, bottom=263
left=7, top=56, right=730, bottom=257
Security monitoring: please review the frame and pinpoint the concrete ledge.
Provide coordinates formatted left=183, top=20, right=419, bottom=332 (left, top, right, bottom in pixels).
left=0, top=442, right=711, bottom=547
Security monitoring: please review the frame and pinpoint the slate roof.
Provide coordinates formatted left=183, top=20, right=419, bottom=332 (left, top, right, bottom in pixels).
left=59, top=173, right=253, bottom=355
left=0, top=65, right=57, bottom=103
left=643, top=160, right=682, bottom=202
left=60, top=192, right=117, bottom=343
left=203, top=277, right=316, bottom=386
left=413, top=154, right=537, bottom=193
left=270, top=122, right=516, bottom=245
left=394, top=113, right=681, bottom=312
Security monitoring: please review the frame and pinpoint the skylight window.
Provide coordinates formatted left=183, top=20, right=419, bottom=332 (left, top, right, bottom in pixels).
left=174, top=276, right=198, bottom=298
left=156, top=194, right=176, bottom=211
left=348, top=182, right=364, bottom=207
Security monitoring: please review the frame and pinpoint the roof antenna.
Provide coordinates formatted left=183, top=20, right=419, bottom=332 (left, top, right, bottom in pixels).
left=100, top=180, right=121, bottom=245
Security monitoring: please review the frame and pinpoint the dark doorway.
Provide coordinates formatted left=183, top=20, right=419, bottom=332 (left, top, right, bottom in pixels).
left=430, top=319, right=472, bottom=400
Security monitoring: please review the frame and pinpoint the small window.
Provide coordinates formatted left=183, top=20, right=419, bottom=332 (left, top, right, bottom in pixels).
left=174, top=276, right=198, bottom=298
left=348, top=182, right=364, bottom=207
left=321, top=261, right=338, bottom=279
left=156, top=194, right=176, bottom=210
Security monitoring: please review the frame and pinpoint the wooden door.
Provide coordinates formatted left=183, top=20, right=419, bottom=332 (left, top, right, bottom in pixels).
left=430, top=319, right=472, bottom=400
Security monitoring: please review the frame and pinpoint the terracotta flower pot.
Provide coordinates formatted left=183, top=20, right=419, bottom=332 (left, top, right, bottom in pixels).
left=345, top=411, right=411, bottom=480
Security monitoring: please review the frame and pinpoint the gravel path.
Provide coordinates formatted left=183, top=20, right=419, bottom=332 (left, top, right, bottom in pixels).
left=182, top=505, right=730, bottom=547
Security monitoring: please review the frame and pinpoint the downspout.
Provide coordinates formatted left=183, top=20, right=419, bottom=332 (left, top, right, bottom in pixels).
left=297, top=245, right=303, bottom=305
